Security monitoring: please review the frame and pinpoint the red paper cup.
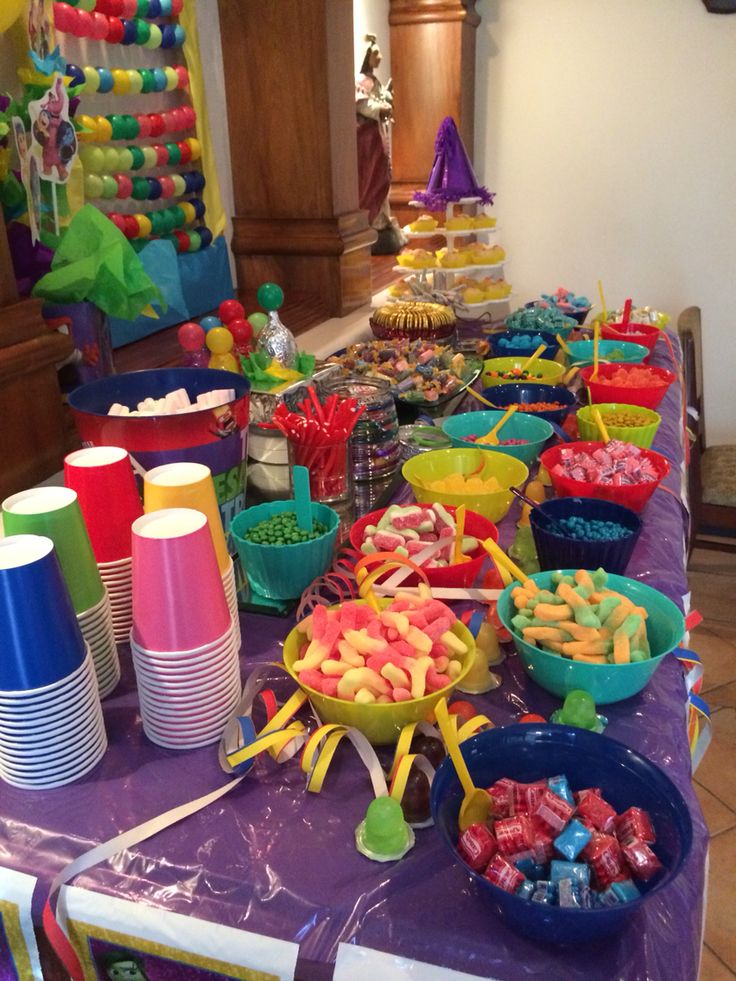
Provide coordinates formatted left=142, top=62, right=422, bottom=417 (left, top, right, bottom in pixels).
left=64, top=446, right=143, bottom=563
left=131, top=508, right=230, bottom=652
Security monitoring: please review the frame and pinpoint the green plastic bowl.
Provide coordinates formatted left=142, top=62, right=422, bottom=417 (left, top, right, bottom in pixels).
left=565, top=339, right=649, bottom=368
left=576, top=403, right=662, bottom=449
left=230, top=500, right=339, bottom=600
left=481, top=357, right=565, bottom=388
left=440, top=410, right=554, bottom=467
left=497, top=569, right=685, bottom=704
left=402, top=447, right=529, bottom=523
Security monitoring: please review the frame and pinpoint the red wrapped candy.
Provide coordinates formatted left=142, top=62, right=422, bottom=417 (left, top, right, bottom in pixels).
left=531, top=787, right=575, bottom=834
left=621, top=837, right=663, bottom=882
left=574, top=787, right=602, bottom=805
left=616, top=807, right=656, bottom=845
left=494, top=815, right=534, bottom=856
left=487, top=778, right=515, bottom=819
left=483, top=854, right=525, bottom=894
left=583, top=833, right=625, bottom=890
left=576, top=792, right=617, bottom=834
left=457, top=823, right=498, bottom=873
left=530, top=817, right=555, bottom=863
left=511, top=780, right=547, bottom=816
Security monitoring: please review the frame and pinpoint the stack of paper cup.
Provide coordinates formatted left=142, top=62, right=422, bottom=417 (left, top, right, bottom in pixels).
left=131, top=508, right=241, bottom=749
left=2, top=487, right=120, bottom=698
left=0, top=536, right=107, bottom=789
left=142, top=462, right=240, bottom=647
left=64, top=446, right=143, bottom=646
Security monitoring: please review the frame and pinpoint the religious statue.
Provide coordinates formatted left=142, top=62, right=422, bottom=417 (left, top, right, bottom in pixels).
left=355, top=34, right=406, bottom=255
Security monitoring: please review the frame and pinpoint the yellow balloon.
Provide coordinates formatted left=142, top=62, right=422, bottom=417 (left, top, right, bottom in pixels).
left=179, top=201, right=196, bottom=224
left=76, top=115, right=98, bottom=143
left=96, top=117, right=113, bottom=143
left=112, top=69, right=131, bottom=95
left=136, top=214, right=152, bottom=238
left=187, top=137, right=201, bottom=161
left=0, top=0, right=24, bottom=33
left=206, top=327, right=234, bottom=355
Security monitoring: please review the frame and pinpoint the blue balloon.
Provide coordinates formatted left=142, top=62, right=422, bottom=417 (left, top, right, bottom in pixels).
left=97, top=67, right=114, bottom=94
left=121, top=19, right=137, bottom=45
left=173, top=24, right=186, bottom=47
left=191, top=171, right=205, bottom=192
left=200, top=316, right=222, bottom=332
left=147, top=177, right=163, bottom=200
left=158, top=0, right=172, bottom=13
left=192, top=198, right=205, bottom=220
left=152, top=67, right=167, bottom=92
left=65, top=63, right=85, bottom=88
left=198, top=227, right=213, bottom=248
left=183, top=173, right=196, bottom=193
left=147, top=0, right=162, bottom=14
left=159, top=24, right=176, bottom=49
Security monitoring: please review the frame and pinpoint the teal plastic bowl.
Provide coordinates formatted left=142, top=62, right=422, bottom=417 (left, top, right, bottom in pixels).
left=566, top=339, right=649, bottom=367
left=230, top=501, right=339, bottom=600
left=497, top=570, right=685, bottom=704
left=441, top=410, right=554, bottom=467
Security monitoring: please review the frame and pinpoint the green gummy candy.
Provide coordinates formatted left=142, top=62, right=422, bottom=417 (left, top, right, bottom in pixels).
left=536, top=590, right=556, bottom=603
left=377, top=506, right=401, bottom=530
left=396, top=546, right=409, bottom=557
left=512, top=614, right=530, bottom=632
left=557, top=574, right=576, bottom=588
left=630, top=649, right=649, bottom=662
left=572, top=605, right=601, bottom=629
left=592, top=567, right=608, bottom=589
left=618, top=613, right=643, bottom=639
left=360, top=541, right=378, bottom=554
left=597, top=596, right=621, bottom=622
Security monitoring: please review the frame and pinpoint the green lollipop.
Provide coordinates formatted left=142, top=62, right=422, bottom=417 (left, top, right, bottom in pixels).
left=355, top=797, right=415, bottom=862
left=256, top=282, right=284, bottom=312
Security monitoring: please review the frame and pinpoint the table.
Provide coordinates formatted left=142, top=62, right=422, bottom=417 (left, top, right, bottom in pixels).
left=0, top=330, right=708, bottom=981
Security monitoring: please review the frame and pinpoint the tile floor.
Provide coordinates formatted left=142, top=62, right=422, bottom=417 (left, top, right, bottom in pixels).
left=688, top=547, right=736, bottom=979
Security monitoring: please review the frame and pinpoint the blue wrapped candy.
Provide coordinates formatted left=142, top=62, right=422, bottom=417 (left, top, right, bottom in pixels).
left=554, top=818, right=592, bottom=861
left=550, top=860, right=590, bottom=887
left=611, top=879, right=641, bottom=903
left=548, top=774, right=574, bottom=806
left=516, top=879, right=535, bottom=901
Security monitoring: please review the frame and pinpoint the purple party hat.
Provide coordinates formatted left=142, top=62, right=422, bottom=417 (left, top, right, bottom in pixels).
left=410, top=117, right=494, bottom=210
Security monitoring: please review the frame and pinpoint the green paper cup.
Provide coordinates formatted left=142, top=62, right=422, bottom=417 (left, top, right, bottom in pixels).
left=2, top=487, right=104, bottom=615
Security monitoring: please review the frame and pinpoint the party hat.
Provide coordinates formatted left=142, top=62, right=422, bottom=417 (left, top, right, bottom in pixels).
left=410, top=117, right=494, bottom=210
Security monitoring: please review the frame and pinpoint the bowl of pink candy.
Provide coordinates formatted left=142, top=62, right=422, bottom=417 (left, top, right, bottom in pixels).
left=282, top=595, right=475, bottom=744
left=579, top=364, right=675, bottom=411
left=539, top=440, right=670, bottom=513
left=350, top=503, right=500, bottom=590
left=431, top=724, right=692, bottom=944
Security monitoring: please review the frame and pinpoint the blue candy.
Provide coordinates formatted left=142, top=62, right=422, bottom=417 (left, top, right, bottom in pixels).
left=516, top=879, right=535, bottom=900
left=550, top=860, right=590, bottom=887
left=548, top=774, right=574, bottom=806
left=611, top=879, right=641, bottom=903
left=554, top=819, right=592, bottom=861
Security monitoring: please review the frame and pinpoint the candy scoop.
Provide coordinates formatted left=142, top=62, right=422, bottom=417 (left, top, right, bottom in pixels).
left=434, top=698, right=491, bottom=832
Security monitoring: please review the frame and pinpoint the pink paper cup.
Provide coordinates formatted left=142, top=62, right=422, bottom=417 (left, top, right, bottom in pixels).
left=131, top=643, right=239, bottom=683
left=137, top=667, right=241, bottom=705
left=138, top=676, right=241, bottom=715
left=64, top=446, right=143, bottom=563
left=131, top=508, right=230, bottom=651
left=130, top=614, right=236, bottom=660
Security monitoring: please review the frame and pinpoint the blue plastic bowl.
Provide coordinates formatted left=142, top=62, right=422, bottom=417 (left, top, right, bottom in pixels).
left=497, top=570, right=685, bottom=703
left=566, top=339, right=649, bottom=367
left=530, top=497, right=642, bottom=576
left=488, top=330, right=560, bottom=361
left=230, top=500, right=339, bottom=600
left=431, top=724, right=693, bottom=945
left=441, top=410, right=554, bottom=467
left=479, top=383, right=577, bottom=427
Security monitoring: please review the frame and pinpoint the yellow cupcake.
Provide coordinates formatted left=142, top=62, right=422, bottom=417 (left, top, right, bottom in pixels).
left=483, top=279, right=512, bottom=300
left=437, top=248, right=470, bottom=268
left=462, top=287, right=486, bottom=304
left=409, top=213, right=439, bottom=233
left=446, top=214, right=473, bottom=231
left=473, top=213, right=497, bottom=229
left=470, top=244, right=506, bottom=265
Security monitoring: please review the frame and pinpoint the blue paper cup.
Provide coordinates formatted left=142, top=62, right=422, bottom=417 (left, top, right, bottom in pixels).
left=530, top=497, right=642, bottom=575
left=0, top=536, right=87, bottom=692
left=230, top=501, right=339, bottom=600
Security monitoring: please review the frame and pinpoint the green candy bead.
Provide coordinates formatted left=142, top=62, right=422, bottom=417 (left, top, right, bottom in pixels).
left=117, top=148, right=134, bottom=171
left=100, top=175, right=118, bottom=199
left=165, top=142, right=181, bottom=165
left=135, top=20, right=151, bottom=45
left=139, top=69, right=155, bottom=94
left=129, top=146, right=145, bottom=169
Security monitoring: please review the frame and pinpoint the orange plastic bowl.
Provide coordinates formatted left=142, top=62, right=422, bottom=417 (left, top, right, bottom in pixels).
left=349, top=503, right=498, bottom=588
left=579, top=363, right=675, bottom=410
left=539, top=440, right=670, bottom=513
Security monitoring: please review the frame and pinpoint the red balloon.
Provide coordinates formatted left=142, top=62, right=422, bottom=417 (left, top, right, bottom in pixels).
left=74, top=8, right=94, bottom=36
left=171, top=0, right=183, bottom=13
left=105, top=16, right=124, bottom=42
left=115, top=174, right=133, bottom=198
left=154, top=143, right=169, bottom=166
left=177, top=140, right=192, bottom=164
left=177, top=321, right=205, bottom=352
left=173, top=230, right=190, bottom=252
left=90, top=11, right=109, bottom=40
left=228, top=319, right=253, bottom=346
left=162, top=111, right=176, bottom=132
left=108, top=212, right=126, bottom=234
left=158, top=176, right=175, bottom=198
left=447, top=700, right=477, bottom=724
left=121, top=0, right=137, bottom=15
left=175, top=64, right=189, bottom=89
left=218, top=300, right=246, bottom=324
left=519, top=713, right=547, bottom=724
left=180, top=105, right=196, bottom=128
left=53, top=3, right=71, bottom=32
left=123, top=215, right=139, bottom=239
left=136, top=114, right=152, bottom=139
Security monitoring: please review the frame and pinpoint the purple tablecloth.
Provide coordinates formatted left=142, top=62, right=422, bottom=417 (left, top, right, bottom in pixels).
left=0, top=330, right=708, bottom=980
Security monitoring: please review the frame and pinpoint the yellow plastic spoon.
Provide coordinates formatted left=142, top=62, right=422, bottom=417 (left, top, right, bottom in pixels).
left=481, top=535, right=531, bottom=586
left=476, top=404, right=517, bottom=446
left=452, top=504, right=471, bottom=565
left=592, top=320, right=601, bottom=381
left=467, top=387, right=499, bottom=409
left=519, top=343, right=548, bottom=373
left=434, top=698, right=491, bottom=832
left=556, top=333, right=573, bottom=356
left=592, top=407, right=611, bottom=444
left=563, top=365, right=580, bottom=386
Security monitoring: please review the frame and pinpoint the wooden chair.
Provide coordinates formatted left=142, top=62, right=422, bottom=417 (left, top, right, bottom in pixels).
left=677, top=306, right=736, bottom=555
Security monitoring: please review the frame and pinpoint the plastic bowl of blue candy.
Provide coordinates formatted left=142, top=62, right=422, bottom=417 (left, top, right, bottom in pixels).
left=529, top=497, right=642, bottom=575
left=507, top=306, right=578, bottom=340
left=479, top=383, right=577, bottom=427
left=431, top=724, right=693, bottom=946
left=488, top=330, right=560, bottom=360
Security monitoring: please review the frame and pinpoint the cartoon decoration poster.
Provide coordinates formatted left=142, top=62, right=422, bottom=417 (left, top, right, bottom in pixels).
left=27, top=74, right=78, bottom=237
left=11, top=115, right=40, bottom=243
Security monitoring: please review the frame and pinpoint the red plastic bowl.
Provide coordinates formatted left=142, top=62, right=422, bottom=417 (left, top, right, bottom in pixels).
left=350, top=504, right=499, bottom=588
left=601, top=321, right=661, bottom=358
left=580, top=363, right=675, bottom=410
left=539, top=440, right=670, bottom=513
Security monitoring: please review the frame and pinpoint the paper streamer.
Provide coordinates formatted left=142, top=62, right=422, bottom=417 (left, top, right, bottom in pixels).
left=301, top=724, right=388, bottom=798
left=387, top=720, right=440, bottom=782
left=674, top=646, right=712, bottom=772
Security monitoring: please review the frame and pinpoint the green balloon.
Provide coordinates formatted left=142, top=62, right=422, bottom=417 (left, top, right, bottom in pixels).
left=247, top=312, right=268, bottom=332
left=256, top=282, right=284, bottom=312
left=122, top=116, right=140, bottom=140
left=100, top=175, right=118, bottom=199
left=187, top=230, right=201, bottom=252
left=129, top=146, right=145, bottom=170
left=132, top=177, right=150, bottom=201
left=135, top=20, right=151, bottom=45
left=117, top=148, right=134, bottom=171
left=139, top=69, right=155, bottom=94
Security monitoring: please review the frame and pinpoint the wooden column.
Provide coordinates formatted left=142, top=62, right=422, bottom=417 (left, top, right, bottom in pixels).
left=388, top=0, right=480, bottom=225
left=217, top=0, right=376, bottom=317
left=0, top=213, right=73, bottom=498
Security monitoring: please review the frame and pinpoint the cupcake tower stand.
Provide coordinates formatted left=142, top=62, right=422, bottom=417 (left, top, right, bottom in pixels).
left=393, top=197, right=513, bottom=321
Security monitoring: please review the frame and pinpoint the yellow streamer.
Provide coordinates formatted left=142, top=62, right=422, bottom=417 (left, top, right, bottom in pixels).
left=300, top=723, right=347, bottom=774
left=226, top=724, right=305, bottom=769
left=390, top=752, right=419, bottom=805
left=306, top=729, right=349, bottom=793
left=387, top=723, right=419, bottom=782
left=457, top=715, right=495, bottom=742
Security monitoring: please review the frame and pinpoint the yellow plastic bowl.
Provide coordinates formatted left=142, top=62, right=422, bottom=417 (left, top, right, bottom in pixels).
left=282, top=601, right=475, bottom=745
left=481, top=357, right=565, bottom=388
left=576, top=403, right=662, bottom=450
left=402, top=447, right=529, bottom=523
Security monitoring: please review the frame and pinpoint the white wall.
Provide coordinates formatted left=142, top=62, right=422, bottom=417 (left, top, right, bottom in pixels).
left=476, top=0, right=736, bottom=444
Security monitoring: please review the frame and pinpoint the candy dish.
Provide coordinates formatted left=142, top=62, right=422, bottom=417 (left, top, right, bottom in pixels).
left=576, top=403, right=662, bottom=450
left=601, top=321, right=661, bottom=358
left=579, top=364, right=675, bottom=411
left=431, top=724, right=692, bottom=944
left=481, top=357, right=565, bottom=388
left=565, top=339, right=648, bottom=368
left=481, top=383, right=577, bottom=427
left=441, top=410, right=554, bottom=467
left=496, top=569, right=685, bottom=703
left=487, top=330, right=560, bottom=361
left=282, top=600, right=475, bottom=745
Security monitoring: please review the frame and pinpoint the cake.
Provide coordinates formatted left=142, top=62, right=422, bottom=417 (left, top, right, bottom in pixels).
left=409, top=214, right=439, bottom=233
left=370, top=301, right=456, bottom=341
left=473, top=213, right=497, bottom=229
left=396, top=248, right=437, bottom=269
left=445, top=214, right=474, bottom=231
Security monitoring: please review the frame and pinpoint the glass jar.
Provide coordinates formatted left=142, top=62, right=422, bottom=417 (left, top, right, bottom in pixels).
left=323, top=375, right=400, bottom=482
